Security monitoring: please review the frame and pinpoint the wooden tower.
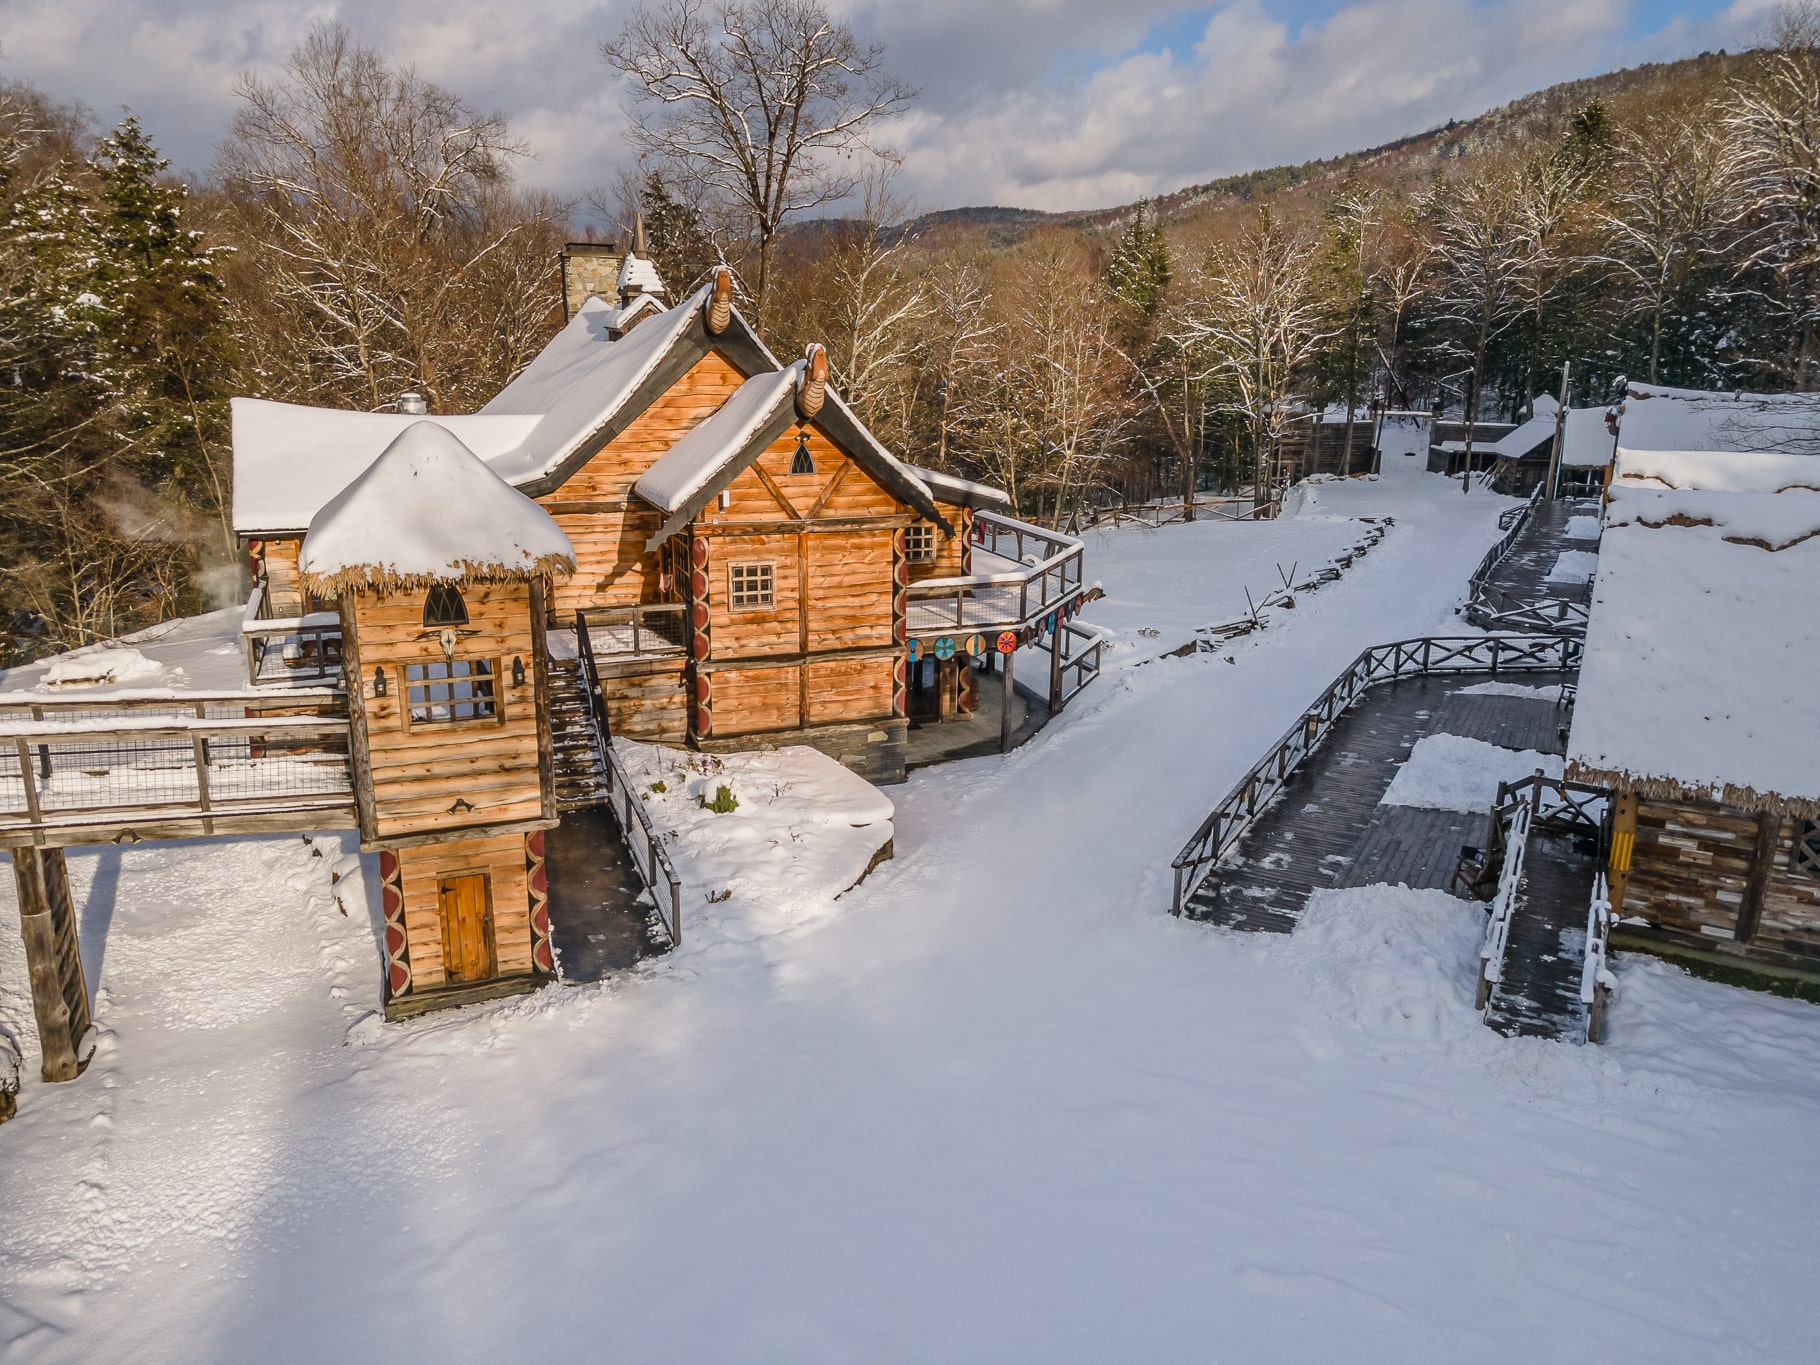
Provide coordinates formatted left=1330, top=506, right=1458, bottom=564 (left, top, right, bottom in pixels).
left=300, top=422, right=577, bottom=1018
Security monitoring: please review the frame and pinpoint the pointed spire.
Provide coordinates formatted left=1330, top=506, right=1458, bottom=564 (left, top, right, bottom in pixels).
left=633, top=211, right=648, bottom=260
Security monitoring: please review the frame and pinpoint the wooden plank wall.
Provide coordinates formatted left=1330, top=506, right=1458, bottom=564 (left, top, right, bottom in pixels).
left=1756, top=817, right=1820, bottom=962
left=538, top=349, right=750, bottom=617
left=395, top=831, right=533, bottom=989
left=1621, top=797, right=1820, bottom=968
left=692, top=424, right=906, bottom=740
left=352, top=582, right=546, bottom=841
left=1627, top=799, right=1761, bottom=944
left=601, top=658, right=689, bottom=741
left=260, top=537, right=310, bottom=615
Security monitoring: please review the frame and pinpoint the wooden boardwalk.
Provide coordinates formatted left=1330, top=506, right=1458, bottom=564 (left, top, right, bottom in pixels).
left=1191, top=673, right=1574, bottom=930
left=1470, top=496, right=1601, bottom=631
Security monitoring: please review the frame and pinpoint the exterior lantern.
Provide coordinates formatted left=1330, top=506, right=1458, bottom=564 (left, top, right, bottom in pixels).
left=373, top=667, right=387, bottom=698
left=512, top=656, right=527, bottom=687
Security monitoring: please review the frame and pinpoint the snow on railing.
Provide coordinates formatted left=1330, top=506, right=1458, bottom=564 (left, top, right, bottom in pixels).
left=601, top=741, right=683, bottom=949
left=906, top=510, right=1090, bottom=633
left=1477, top=799, right=1533, bottom=996
left=1580, top=870, right=1616, bottom=1041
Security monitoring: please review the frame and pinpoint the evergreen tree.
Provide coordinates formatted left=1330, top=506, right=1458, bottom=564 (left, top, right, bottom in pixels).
left=640, top=170, right=717, bottom=293
left=1106, top=201, right=1171, bottom=316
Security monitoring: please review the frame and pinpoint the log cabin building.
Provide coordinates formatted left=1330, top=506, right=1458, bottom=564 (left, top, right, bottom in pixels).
left=1566, top=444, right=1820, bottom=982
left=212, top=248, right=1102, bottom=1017
left=0, top=246, right=1102, bottom=1059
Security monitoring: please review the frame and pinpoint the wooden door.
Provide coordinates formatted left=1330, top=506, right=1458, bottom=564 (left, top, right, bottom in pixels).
left=438, top=873, right=496, bottom=983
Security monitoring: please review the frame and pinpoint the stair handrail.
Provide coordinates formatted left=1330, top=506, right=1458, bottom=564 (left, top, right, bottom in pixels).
left=573, top=610, right=613, bottom=743
left=1169, top=633, right=1580, bottom=915
left=1580, top=870, right=1615, bottom=1041
left=1477, top=797, right=1534, bottom=998
left=600, top=739, right=684, bottom=948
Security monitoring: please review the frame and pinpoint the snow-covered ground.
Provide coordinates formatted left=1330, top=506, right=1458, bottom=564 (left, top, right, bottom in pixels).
left=4, top=462, right=1820, bottom=1363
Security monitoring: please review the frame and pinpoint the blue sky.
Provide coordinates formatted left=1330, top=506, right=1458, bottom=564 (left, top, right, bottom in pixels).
left=0, top=0, right=1783, bottom=212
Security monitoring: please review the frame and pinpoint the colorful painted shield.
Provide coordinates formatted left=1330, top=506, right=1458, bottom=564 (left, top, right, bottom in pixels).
left=963, top=633, right=986, bottom=657
left=907, top=639, right=921, bottom=662
left=996, top=631, right=1018, bottom=655
left=933, top=637, right=956, bottom=660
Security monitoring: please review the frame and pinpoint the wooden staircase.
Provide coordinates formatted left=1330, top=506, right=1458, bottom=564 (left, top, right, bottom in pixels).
left=1476, top=779, right=1612, bottom=1044
left=547, top=658, right=612, bottom=811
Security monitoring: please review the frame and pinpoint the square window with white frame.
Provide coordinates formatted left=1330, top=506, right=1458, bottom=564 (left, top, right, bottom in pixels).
left=905, top=523, right=937, bottom=563
left=728, top=562, right=775, bottom=609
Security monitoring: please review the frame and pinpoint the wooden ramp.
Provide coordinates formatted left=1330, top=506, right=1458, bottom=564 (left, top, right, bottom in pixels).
left=1465, top=495, right=1600, bottom=636
left=1187, top=670, right=1573, bottom=931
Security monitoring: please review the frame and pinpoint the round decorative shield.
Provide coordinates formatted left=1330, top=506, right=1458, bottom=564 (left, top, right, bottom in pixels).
left=996, top=631, right=1018, bottom=655
left=907, top=639, right=921, bottom=662
left=933, top=637, right=956, bottom=660
left=1044, top=612, right=1057, bottom=634
left=963, top=633, right=986, bottom=657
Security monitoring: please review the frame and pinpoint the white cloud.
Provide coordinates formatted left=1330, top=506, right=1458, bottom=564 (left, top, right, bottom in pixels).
left=0, top=0, right=1778, bottom=213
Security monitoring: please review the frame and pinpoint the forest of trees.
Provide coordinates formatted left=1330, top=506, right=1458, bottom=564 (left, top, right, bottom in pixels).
left=8, top=3, right=1820, bottom=664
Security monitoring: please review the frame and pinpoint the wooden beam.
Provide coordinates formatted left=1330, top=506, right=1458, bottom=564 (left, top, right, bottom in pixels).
left=805, top=458, right=854, bottom=519
left=692, top=642, right=901, bottom=674
left=751, top=463, right=801, bottom=521
left=362, top=815, right=559, bottom=856
left=1735, top=811, right=1782, bottom=944
left=9, top=847, right=92, bottom=1082
left=1000, top=648, right=1016, bottom=753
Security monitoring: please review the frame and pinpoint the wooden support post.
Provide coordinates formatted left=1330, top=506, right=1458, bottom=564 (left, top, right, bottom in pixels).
left=1049, top=620, right=1065, bottom=712
left=1607, top=792, right=1639, bottom=915
left=1734, top=811, right=1782, bottom=944
left=9, top=847, right=93, bottom=1083
left=1000, top=648, right=1016, bottom=754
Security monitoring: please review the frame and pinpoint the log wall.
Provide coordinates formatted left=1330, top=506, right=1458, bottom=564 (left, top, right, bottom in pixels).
left=1754, top=817, right=1820, bottom=962
left=348, top=581, right=548, bottom=842
left=259, top=537, right=311, bottom=615
left=391, top=831, right=535, bottom=992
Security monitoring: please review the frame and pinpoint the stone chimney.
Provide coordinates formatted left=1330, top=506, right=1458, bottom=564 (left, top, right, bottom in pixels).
left=558, top=241, right=622, bottom=322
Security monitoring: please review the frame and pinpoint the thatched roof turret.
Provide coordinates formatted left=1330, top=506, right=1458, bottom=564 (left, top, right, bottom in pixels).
left=299, top=421, right=575, bottom=597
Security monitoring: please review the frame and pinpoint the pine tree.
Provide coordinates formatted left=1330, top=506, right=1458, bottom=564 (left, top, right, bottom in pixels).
left=640, top=171, right=717, bottom=293
left=1107, top=202, right=1171, bottom=317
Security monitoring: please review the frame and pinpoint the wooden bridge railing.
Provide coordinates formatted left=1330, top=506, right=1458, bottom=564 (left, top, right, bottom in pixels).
left=1168, top=634, right=1582, bottom=916
left=0, top=689, right=354, bottom=847
left=577, top=603, right=689, bottom=660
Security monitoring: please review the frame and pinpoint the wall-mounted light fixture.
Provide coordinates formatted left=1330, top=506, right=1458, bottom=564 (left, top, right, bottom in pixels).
left=717, top=489, right=731, bottom=511
left=373, top=666, right=387, bottom=698
left=512, top=656, right=527, bottom=687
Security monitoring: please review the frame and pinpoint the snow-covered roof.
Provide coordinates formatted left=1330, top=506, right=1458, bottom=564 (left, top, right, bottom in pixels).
left=232, top=285, right=720, bottom=536
left=617, top=252, right=666, bottom=299
left=634, top=364, right=803, bottom=515
left=1567, top=447, right=1820, bottom=812
left=595, top=293, right=665, bottom=335
left=1611, top=382, right=1820, bottom=458
left=1560, top=405, right=1618, bottom=468
left=299, top=422, right=575, bottom=595
left=1610, top=447, right=1820, bottom=495
left=231, top=402, right=541, bottom=538
left=479, top=285, right=711, bottom=485
left=909, top=465, right=1012, bottom=509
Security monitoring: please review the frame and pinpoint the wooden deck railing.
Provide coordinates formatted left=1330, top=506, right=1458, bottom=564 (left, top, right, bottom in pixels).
left=577, top=603, right=688, bottom=660
left=1475, top=799, right=1534, bottom=1005
left=1167, top=634, right=1582, bottom=916
left=0, top=689, right=354, bottom=846
left=1582, top=871, right=1614, bottom=1043
left=906, top=510, right=1090, bottom=633
left=241, top=582, right=343, bottom=688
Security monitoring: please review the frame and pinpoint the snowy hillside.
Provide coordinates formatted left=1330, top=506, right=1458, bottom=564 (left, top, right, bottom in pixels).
left=4, top=463, right=1819, bottom=1363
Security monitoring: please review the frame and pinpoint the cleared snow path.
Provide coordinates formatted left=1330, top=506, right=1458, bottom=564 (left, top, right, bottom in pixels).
left=4, top=468, right=1820, bottom=1363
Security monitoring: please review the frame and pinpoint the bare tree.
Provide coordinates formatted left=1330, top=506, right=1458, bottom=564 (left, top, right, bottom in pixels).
left=1116, top=258, right=1221, bottom=514
left=603, top=0, right=915, bottom=317
left=1193, top=210, right=1334, bottom=508
left=1722, top=35, right=1820, bottom=387
left=1596, top=117, right=1730, bottom=384
left=216, top=22, right=564, bottom=411
left=1426, top=167, right=1525, bottom=486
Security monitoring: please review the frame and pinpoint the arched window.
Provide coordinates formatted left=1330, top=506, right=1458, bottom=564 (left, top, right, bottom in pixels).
left=423, top=583, right=469, bottom=627
left=790, top=430, right=815, bottom=476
